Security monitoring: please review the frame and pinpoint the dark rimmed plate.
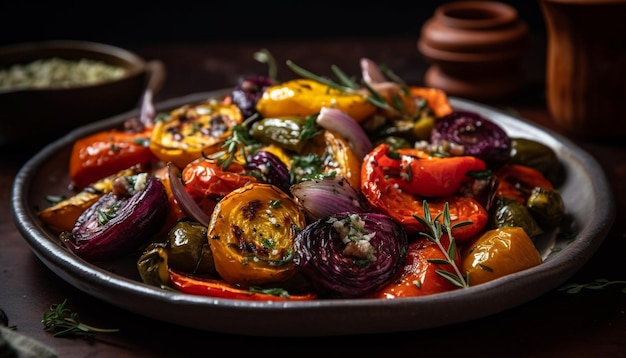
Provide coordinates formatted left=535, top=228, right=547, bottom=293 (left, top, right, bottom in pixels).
left=11, top=91, right=615, bottom=336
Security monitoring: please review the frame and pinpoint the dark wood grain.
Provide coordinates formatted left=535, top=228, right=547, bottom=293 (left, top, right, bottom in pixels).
left=2, top=37, right=625, bottom=358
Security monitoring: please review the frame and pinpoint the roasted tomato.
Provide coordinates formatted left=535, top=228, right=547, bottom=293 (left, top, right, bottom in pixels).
left=361, top=143, right=488, bottom=242
left=69, top=128, right=157, bottom=190
left=207, top=183, right=307, bottom=287
left=462, top=226, right=543, bottom=286
left=368, top=237, right=462, bottom=298
left=256, top=79, right=377, bottom=123
left=149, top=101, right=243, bottom=168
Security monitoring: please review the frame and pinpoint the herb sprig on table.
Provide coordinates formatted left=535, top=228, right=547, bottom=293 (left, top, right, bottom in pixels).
left=42, top=299, right=119, bottom=341
left=558, top=279, right=626, bottom=294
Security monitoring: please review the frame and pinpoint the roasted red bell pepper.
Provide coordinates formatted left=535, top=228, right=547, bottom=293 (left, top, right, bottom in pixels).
left=367, top=237, right=462, bottom=298
left=69, top=128, right=157, bottom=190
left=361, top=143, right=488, bottom=242
left=168, top=269, right=316, bottom=301
left=495, top=164, right=554, bottom=203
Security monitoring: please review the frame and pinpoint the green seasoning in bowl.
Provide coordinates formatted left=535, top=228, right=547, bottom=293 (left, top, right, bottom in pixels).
left=0, top=57, right=127, bottom=89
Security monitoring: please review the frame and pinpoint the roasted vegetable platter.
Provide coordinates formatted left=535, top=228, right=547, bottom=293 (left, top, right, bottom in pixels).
left=11, top=58, right=614, bottom=336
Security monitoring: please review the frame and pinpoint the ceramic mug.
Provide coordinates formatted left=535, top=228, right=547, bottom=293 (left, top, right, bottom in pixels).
left=540, top=0, right=626, bottom=139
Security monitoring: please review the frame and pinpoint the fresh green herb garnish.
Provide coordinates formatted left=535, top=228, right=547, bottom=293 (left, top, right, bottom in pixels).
left=42, top=299, right=119, bottom=340
left=413, top=200, right=471, bottom=288
left=558, top=279, right=626, bottom=294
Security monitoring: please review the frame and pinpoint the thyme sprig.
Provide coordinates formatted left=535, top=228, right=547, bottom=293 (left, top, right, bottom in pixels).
left=558, top=279, right=626, bottom=294
left=208, top=117, right=258, bottom=170
left=42, top=299, right=119, bottom=340
left=413, top=200, right=471, bottom=288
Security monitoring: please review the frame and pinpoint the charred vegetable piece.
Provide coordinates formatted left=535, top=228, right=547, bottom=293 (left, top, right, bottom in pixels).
left=245, top=150, right=291, bottom=194
left=231, top=76, right=275, bottom=119
left=462, top=227, right=543, bottom=286
left=208, top=183, right=307, bottom=287
left=431, top=110, right=511, bottom=166
left=526, top=187, right=566, bottom=228
left=149, top=102, right=243, bottom=168
left=293, top=212, right=408, bottom=298
left=61, top=174, right=168, bottom=262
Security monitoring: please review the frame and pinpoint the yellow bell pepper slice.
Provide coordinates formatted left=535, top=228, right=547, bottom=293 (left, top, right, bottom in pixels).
left=149, top=102, right=243, bottom=169
left=256, top=79, right=376, bottom=123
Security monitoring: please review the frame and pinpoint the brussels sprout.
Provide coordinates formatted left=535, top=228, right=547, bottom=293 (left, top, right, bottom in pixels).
left=167, top=221, right=216, bottom=276
left=527, top=187, right=566, bottom=228
left=137, top=242, right=169, bottom=287
left=489, top=197, right=544, bottom=237
left=510, top=137, right=563, bottom=185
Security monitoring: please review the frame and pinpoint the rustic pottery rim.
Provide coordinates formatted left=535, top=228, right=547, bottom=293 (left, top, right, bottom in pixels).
left=435, top=1, right=518, bottom=30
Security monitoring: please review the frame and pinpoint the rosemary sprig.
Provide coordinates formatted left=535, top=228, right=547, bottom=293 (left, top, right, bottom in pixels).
left=558, top=279, right=626, bottom=294
left=286, top=60, right=403, bottom=116
left=413, top=200, right=471, bottom=288
left=42, top=299, right=120, bottom=340
left=286, top=60, right=355, bottom=93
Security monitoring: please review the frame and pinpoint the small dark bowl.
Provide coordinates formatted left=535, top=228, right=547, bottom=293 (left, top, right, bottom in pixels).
left=0, top=40, right=165, bottom=148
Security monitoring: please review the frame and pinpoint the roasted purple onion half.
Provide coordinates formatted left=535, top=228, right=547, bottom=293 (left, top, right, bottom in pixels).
left=245, top=150, right=291, bottom=194
left=431, top=110, right=512, bottom=166
left=294, top=212, right=408, bottom=298
left=61, top=174, right=168, bottom=262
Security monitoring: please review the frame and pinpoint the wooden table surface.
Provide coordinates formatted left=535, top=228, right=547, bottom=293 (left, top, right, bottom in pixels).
left=2, top=37, right=625, bottom=357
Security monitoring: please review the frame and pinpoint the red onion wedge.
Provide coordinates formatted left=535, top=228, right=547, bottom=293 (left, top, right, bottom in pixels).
left=167, top=162, right=211, bottom=227
left=316, top=107, right=373, bottom=160
left=290, top=176, right=370, bottom=221
left=61, top=174, right=168, bottom=262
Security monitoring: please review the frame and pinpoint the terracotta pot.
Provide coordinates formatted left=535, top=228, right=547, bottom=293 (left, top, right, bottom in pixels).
left=418, top=1, right=530, bottom=101
left=540, top=0, right=626, bottom=139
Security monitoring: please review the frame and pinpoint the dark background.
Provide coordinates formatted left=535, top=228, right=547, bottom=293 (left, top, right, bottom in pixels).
left=0, top=1, right=547, bottom=47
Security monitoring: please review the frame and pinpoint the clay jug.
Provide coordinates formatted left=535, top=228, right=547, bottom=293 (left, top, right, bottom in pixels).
left=418, top=1, right=530, bottom=101
left=540, top=0, right=626, bottom=139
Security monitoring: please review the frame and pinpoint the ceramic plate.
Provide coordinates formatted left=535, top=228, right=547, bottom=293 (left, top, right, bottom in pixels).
left=11, top=91, right=615, bottom=336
